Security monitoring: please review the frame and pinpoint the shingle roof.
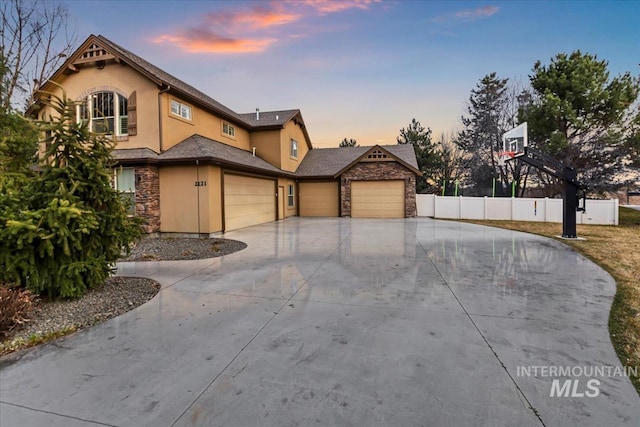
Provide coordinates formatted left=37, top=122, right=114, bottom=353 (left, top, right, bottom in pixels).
left=157, top=135, right=288, bottom=176
left=113, top=139, right=419, bottom=179
left=385, top=145, right=420, bottom=169
left=95, top=36, right=248, bottom=127
left=296, top=144, right=419, bottom=177
left=239, top=110, right=299, bottom=127
left=112, top=148, right=159, bottom=163
left=238, top=109, right=312, bottom=149
left=32, top=35, right=314, bottom=149
left=95, top=36, right=316, bottom=140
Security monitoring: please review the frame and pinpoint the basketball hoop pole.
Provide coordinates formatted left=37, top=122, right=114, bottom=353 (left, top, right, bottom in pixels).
left=511, top=147, right=584, bottom=238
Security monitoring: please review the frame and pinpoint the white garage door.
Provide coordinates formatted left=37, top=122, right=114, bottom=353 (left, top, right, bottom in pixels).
left=351, top=180, right=405, bottom=218
left=224, top=174, right=276, bottom=231
left=299, top=182, right=339, bottom=217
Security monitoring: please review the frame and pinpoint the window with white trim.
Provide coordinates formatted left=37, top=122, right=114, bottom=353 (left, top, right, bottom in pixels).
left=114, top=167, right=135, bottom=215
left=77, top=91, right=128, bottom=136
left=288, top=184, right=294, bottom=207
left=222, top=122, right=235, bottom=137
left=170, top=99, right=192, bottom=120
left=290, top=139, right=298, bottom=159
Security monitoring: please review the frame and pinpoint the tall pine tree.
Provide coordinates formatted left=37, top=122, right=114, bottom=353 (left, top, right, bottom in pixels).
left=522, top=51, right=640, bottom=193
left=397, top=118, right=438, bottom=192
left=457, top=73, right=528, bottom=196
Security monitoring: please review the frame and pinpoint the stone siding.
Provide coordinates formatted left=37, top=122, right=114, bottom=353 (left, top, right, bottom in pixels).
left=340, top=162, right=417, bottom=217
left=135, top=165, right=160, bottom=233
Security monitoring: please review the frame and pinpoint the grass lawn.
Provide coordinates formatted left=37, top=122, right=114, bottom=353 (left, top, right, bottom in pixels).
left=464, top=207, right=640, bottom=395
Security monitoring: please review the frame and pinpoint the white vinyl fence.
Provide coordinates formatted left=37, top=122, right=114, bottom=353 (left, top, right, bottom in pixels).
left=416, top=195, right=619, bottom=225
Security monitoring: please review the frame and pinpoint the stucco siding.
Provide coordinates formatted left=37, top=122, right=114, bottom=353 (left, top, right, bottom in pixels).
left=280, top=120, right=310, bottom=173
left=160, top=93, right=251, bottom=152
left=44, top=62, right=161, bottom=153
left=277, top=178, right=298, bottom=218
left=251, top=130, right=282, bottom=169
left=206, top=166, right=223, bottom=233
left=160, top=164, right=221, bottom=234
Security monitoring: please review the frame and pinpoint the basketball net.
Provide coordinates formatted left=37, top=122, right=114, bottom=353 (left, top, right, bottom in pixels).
left=497, top=151, right=515, bottom=167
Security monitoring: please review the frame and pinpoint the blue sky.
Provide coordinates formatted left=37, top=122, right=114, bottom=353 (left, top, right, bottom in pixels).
left=67, top=0, right=640, bottom=147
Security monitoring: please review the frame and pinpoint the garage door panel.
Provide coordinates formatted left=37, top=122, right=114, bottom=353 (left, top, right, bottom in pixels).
left=300, top=182, right=339, bottom=217
left=351, top=180, right=404, bottom=218
left=224, top=174, right=276, bottom=231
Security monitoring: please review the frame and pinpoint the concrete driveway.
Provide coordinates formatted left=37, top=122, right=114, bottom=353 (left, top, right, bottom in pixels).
left=1, top=218, right=638, bottom=426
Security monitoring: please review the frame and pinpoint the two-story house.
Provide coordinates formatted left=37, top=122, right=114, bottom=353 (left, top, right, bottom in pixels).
left=31, top=35, right=420, bottom=235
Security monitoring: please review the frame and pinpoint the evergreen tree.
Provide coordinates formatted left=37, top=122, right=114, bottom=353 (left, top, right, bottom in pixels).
left=0, top=88, right=142, bottom=298
left=339, top=138, right=358, bottom=147
left=0, top=110, right=39, bottom=176
left=522, top=51, right=640, bottom=193
left=397, top=118, right=438, bottom=192
left=457, top=73, right=529, bottom=196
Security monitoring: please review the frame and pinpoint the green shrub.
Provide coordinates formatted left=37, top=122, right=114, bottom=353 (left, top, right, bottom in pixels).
left=0, top=88, right=142, bottom=298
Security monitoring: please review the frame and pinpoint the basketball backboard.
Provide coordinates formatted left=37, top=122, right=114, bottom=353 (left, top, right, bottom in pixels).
left=502, top=122, right=527, bottom=157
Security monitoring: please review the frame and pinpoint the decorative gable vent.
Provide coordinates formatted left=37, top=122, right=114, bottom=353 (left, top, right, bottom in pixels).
left=73, top=42, right=116, bottom=66
left=363, top=149, right=391, bottom=161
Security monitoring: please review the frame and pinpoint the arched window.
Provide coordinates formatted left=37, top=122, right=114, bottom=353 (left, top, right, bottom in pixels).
left=78, top=91, right=128, bottom=136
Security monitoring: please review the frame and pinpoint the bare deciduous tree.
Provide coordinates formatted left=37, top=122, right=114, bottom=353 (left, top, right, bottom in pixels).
left=0, top=0, right=76, bottom=111
left=431, top=132, right=469, bottom=195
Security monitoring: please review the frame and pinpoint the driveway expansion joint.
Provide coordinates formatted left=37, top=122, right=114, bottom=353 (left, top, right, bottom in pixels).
left=169, top=228, right=350, bottom=427
left=415, top=235, right=547, bottom=427
left=0, top=401, right=118, bottom=427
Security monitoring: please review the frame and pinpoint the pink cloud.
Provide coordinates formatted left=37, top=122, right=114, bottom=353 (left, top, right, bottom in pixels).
left=154, top=29, right=275, bottom=54
left=154, top=0, right=382, bottom=54
left=300, top=0, right=379, bottom=15
left=433, top=5, right=499, bottom=23
left=203, top=5, right=301, bottom=30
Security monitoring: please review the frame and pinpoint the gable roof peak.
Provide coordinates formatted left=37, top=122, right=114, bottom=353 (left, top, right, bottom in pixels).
left=295, top=143, right=420, bottom=178
left=72, top=36, right=116, bottom=66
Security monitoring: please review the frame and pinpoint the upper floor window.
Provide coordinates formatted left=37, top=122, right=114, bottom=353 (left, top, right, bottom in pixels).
left=290, top=139, right=298, bottom=159
left=222, top=122, right=235, bottom=138
left=170, top=99, right=192, bottom=121
left=78, top=91, right=128, bottom=136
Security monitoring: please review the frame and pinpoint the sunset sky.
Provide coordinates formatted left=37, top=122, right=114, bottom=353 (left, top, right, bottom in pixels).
left=68, top=0, right=639, bottom=147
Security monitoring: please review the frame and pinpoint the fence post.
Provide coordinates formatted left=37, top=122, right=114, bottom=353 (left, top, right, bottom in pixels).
left=484, top=196, right=488, bottom=220
left=510, top=197, right=514, bottom=220
left=544, top=197, right=548, bottom=223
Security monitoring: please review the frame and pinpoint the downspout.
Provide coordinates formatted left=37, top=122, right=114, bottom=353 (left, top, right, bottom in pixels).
left=196, top=159, right=201, bottom=237
left=158, top=84, right=170, bottom=153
